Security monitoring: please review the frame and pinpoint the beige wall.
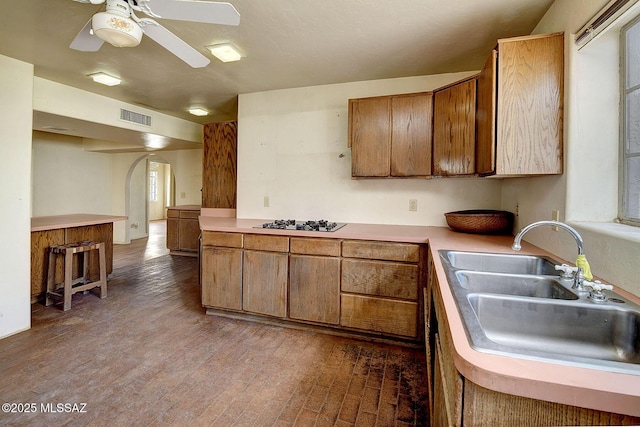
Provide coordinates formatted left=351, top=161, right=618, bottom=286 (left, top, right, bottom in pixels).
left=237, top=73, right=503, bottom=226
left=31, top=132, right=112, bottom=216
left=30, top=131, right=202, bottom=244
left=0, top=55, right=32, bottom=338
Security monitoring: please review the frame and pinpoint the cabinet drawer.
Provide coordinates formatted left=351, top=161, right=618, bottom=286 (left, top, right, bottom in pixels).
left=202, top=231, right=243, bottom=248
left=290, top=237, right=341, bottom=256
left=244, top=234, right=289, bottom=252
left=342, top=259, right=418, bottom=300
left=342, top=240, right=420, bottom=262
left=167, top=209, right=179, bottom=218
left=179, top=210, right=200, bottom=219
left=340, top=294, right=417, bottom=337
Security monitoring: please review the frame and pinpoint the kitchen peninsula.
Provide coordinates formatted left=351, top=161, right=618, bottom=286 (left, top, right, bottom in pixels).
left=199, top=216, right=640, bottom=424
left=31, top=214, right=127, bottom=302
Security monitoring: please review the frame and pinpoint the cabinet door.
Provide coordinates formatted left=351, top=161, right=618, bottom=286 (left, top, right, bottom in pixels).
left=242, top=250, right=288, bottom=318
left=476, top=50, right=497, bottom=175
left=433, top=334, right=454, bottom=427
left=201, top=247, right=243, bottom=310
left=348, top=97, right=391, bottom=177
left=495, top=33, right=563, bottom=175
left=178, top=218, right=200, bottom=251
left=391, top=93, right=433, bottom=176
left=166, top=218, right=179, bottom=250
left=433, top=78, right=477, bottom=175
left=289, top=255, right=341, bottom=324
left=340, top=294, right=417, bottom=338
left=342, top=258, right=418, bottom=300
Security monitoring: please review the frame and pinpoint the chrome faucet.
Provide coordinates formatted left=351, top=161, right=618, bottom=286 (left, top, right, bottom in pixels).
left=512, top=220, right=584, bottom=255
left=512, top=220, right=589, bottom=289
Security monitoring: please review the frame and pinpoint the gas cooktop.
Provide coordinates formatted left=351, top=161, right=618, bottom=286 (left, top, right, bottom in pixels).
left=255, top=219, right=346, bottom=232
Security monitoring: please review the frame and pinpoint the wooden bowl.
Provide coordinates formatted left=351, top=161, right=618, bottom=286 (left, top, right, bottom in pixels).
left=444, top=210, right=515, bottom=235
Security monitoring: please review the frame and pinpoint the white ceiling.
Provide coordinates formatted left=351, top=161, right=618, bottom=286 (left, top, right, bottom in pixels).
left=0, top=0, right=555, bottom=145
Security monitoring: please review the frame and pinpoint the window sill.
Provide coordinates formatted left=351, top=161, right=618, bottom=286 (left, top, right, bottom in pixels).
left=568, top=221, right=640, bottom=244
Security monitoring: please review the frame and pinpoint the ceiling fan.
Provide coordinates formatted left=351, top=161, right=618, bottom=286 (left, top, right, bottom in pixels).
left=70, top=0, right=240, bottom=68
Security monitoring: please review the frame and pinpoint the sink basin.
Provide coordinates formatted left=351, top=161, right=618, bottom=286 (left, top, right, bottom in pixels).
left=438, top=249, right=640, bottom=375
left=443, top=250, right=560, bottom=276
left=467, top=294, right=640, bottom=366
left=455, top=271, right=577, bottom=300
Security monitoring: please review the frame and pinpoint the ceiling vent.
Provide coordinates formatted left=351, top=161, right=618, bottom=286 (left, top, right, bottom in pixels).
left=119, top=108, right=152, bottom=127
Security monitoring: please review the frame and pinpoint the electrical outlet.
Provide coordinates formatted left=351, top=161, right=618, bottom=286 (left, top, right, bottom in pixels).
left=264, top=196, right=270, bottom=207
left=409, top=199, right=418, bottom=211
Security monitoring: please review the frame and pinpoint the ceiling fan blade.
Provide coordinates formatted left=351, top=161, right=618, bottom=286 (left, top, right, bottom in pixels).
left=140, top=0, right=240, bottom=25
left=70, top=18, right=105, bottom=51
left=139, top=19, right=210, bottom=68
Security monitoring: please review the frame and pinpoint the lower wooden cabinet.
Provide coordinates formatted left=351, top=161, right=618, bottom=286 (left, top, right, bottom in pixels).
left=242, top=250, right=288, bottom=317
left=289, top=255, right=341, bottom=324
left=201, top=247, right=243, bottom=310
left=167, top=206, right=201, bottom=255
left=200, top=232, right=425, bottom=341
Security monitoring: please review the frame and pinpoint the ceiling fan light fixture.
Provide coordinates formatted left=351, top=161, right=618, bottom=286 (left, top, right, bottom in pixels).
left=92, top=12, right=142, bottom=47
left=88, top=72, right=122, bottom=86
left=188, top=108, right=209, bottom=116
left=206, top=43, right=244, bottom=62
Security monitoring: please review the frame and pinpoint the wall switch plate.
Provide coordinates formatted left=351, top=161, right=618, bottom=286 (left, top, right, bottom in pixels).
left=180, top=192, right=186, bottom=198
left=264, top=196, right=270, bottom=207
left=409, top=199, right=418, bottom=211
left=552, top=210, right=560, bottom=231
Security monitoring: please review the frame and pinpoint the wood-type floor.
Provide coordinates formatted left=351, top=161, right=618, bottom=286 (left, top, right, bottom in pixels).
left=0, top=221, right=429, bottom=426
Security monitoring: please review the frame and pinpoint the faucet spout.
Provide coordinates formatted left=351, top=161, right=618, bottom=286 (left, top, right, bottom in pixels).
left=512, top=220, right=584, bottom=255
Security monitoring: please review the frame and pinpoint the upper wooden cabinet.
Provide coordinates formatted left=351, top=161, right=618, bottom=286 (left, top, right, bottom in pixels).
left=203, top=121, right=237, bottom=208
left=348, top=92, right=433, bottom=178
left=433, top=76, right=477, bottom=176
left=476, top=32, right=564, bottom=176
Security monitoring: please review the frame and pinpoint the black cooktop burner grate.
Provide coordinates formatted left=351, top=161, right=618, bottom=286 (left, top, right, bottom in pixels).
left=255, top=219, right=346, bottom=232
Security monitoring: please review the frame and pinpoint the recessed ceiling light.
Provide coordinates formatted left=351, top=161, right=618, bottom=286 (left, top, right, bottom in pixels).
left=188, top=108, right=209, bottom=116
left=206, top=43, right=244, bottom=62
left=88, top=72, right=121, bottom=86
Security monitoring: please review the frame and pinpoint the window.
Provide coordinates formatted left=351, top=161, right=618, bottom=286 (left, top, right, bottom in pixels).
left=149, top=170, right=158, bottom=202
left=621, top=16, right=640, bottom=225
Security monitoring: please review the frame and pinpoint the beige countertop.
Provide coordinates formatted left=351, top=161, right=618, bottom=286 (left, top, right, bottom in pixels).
left=198, top=217, right=640, bottom=416
left=199, top=217, right=430, bottom=243
left=31, top=214, right=128, bottom=232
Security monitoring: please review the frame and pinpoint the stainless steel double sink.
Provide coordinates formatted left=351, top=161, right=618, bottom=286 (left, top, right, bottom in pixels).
left=439, top=250, right=640, bottom=375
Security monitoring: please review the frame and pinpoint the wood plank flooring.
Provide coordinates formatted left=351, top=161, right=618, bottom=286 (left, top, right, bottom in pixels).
left=0, top=221, right=429, bottom=426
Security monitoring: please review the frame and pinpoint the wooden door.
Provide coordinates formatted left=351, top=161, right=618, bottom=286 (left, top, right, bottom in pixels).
left=433, top=78, right=477, bottom=175
left=391, top=93, right=433, bottom=176
left=242, top=250, right=288, bottom=317
left=201, top=247, right=243, bottom=310
left=476, top=50, right=497, bottom=175
left=289, top=255, right=341, bottom=324
left=348, top=97, right=391, bottom=177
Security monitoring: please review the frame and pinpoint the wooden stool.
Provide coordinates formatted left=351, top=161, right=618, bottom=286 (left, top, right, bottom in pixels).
left=45, top=241, right=107, bottom=311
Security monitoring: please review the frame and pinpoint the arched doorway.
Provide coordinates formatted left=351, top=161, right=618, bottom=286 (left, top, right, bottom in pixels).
left=123, top=154, right=175, bottom=244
